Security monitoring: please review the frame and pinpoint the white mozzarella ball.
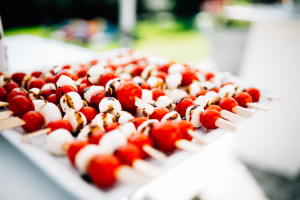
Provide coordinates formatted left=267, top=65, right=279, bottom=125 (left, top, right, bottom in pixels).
left=168, top=63, right=185, bottom=74
left=166, top=73, right=182, bottom=89
left=118, top=111, right=134, bottom=124
left=142, top=89, right=152, bottom=101
left=117, top=122, right=136, bottom=138
left=132, top=76, right=144, bottom=85
left=169, top=89, right=187, bottom=103
left=41, top=83, right=56, bottom=91
left=201, top=81, right=214, bottom=90
left=187, top=81, right=203, bottom=95
left=86, top=64, right=105, bottom=84
left=234, top=84, right=247, bottom=93
left=186, top=105, right=204, bottom=128
left=63, top=109, right=87, bottom=133
left=76, top=123, right=102, bottom=141
left=195, top=72, right=206, bottom=82
left=156, top=95, right=174, bottom=110
left=146, top=76, right=164, bottom=89
left=99, top=130, right=127, bottom=154
left=0, top=75, right=6, bottom=87
left=141, top=65, right=156, bottom=80
left=83, top=85, right=104, bottom=103
left=105, top=78, right=123, bottom=96
left=194, top=95, right=209, bottom=107
left=22, top=75, right=34, bottom=89
left=99, top=97, right=122, bottom=116
left=136, top=100, right=155, bottom=116
left=119, top=73, right=132, bottom=80
left=218, top=84, right=235, bottom=98
left=40, top=102, right=62, bottom=125
left=56, top=75, right=77, bottom=90
left=46, top=129, right=74, bottom=156
left=60, top=92, right=83, bottom=112
left=28, top=88, right=44, bottom=100
left=205, top=91, right=220, bottom=105
left=161, top=111, right=181, bottom=122
left=92, top=112, right=116, bottom=130
left=33, top=100, right=47, bottom=112
left=137, top=119, right=159, bottom=135
left=75, top=145, right=105, bottom=174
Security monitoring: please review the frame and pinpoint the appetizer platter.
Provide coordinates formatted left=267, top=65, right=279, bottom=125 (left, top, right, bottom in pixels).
left=0, top=36, right=281, bottom=200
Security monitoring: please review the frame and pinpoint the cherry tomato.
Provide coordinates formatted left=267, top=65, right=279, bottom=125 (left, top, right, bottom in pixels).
left=77, top=67, right=88, bottom=78
left=0, top=86, right=7, bottom=101
left=31, top=71, right=43, bottom=78
left=196, top=90, right=208, bottom=97
left=175, top=120, right=194, bottom=141
left=246, top=88, right=260, bottom=102
left=9, top=95, right=34, bottom=118
left=200, top=110, right=221, bottom=129
left=205, top=72, right=215, bottom=81
left=151, top=121, right=183, bottom=152
left=158, top=61, right=175, bottom=73
left=67, top=140, right=88, bottom=165
left=78, top=83, right=89, bottom=98
left=41, top=88, right=56, bottom=99
left=176, top=97, right=195, bottom=117
left=149, top=107, right=169, bottom=121
left=90, top=90, right=110, bottom=111
left=132, top=116, right=149, bottom=129
left=115, top=143, right=142, bottom=166
left=152, top=88, right=165, bottom=101
left=80, top=106, right=97, bottom=124
left=6, top=88, right=29, bottom=103
left=46, top=119, right=73, bottom=134
left=28, top=78, right=46, bottom=89
left=104, top=122, right=119, bottom=132
left=185, top=94, right=196, bottom=101
left=206, top=105, right=222, bottom=112
left=21, top=111, right=45, bottom=132
left=45, top=76, right=56, bottom=84
left=210, top=87, right=219, bottom=93
left=116, top=81, right=142, bottom=110
left=62, top=65, right=71, bottom=70
left=218, top=97, right=238, bottom=112
left=99, top=72, right=118, bottom=87
left=89, top=60, right=98, bottom=66
left=181, top=69, right=197, bottom=86
left=131, top=65, right=145, bottom=77
left=56, top=85, right=77, bottom=102
left=155, top=71, right=167, bottom=82
left=128, top=134, right=153, bottom=158
left=140, top=82, right=151, bottom=90
left=88, top=130, right=105, bottom=145
left=235, top=92, right=252, bottom=108
left=11, top=72, right=26, bottom=85
left=4, top=82, right=19, bottom=93
left=46, top=94, right=58, bottom=104
left=89, top=155, right=121, bottom=188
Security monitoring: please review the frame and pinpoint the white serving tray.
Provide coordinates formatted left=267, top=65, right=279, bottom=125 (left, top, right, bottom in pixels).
left=1, top=35, right=279, bottom=200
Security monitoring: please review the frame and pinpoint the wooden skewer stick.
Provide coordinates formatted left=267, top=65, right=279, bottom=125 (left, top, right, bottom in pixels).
left=220, top=110, right=240, bottom=123
left=187, top=130, right=206, bottom=145
left=21, top=128, right=51, bottom=142
left=0, top=111, right=13, bottom=120
left=215, top=118, right=237, bottom=132
left=132, top=159, right=160, bottom=178
left=247, top=103, right=269, bottom=111
left=142, top=144, right=167, bottom=163
left=261, top=94, right=284, bottom=102
left=175, top=139, right=203, bottom=153
left=232, top=106, right=254, bottom=118
left=0, top=117, right=25, bottom=131
left=115, top=165, right=148, bottom=186
left=0, top=102, right=9, bottom=107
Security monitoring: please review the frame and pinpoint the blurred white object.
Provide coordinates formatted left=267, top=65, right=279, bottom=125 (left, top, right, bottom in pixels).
left=0, top=16, right=7, bottom=71
left=231, top=6, right=300, bottom=179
